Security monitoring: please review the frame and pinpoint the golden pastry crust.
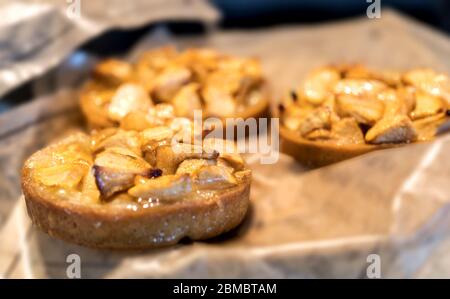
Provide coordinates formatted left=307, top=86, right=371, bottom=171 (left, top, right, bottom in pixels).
left=80, top=47, right=270, bottom=129
left=22, top=115, right=251, bottom=249
left=278, top=65, right=450, bottom=167
left=22, top=166, right=250, bottom=249
left=279, top=126, right=398, bottom=167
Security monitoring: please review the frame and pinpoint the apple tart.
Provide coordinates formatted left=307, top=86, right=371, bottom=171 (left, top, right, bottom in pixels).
left=22, top=106, right=251, bottom=249
left=80, top=46, right=269, bottom=129
left=278, top=65, right=450, bottom=167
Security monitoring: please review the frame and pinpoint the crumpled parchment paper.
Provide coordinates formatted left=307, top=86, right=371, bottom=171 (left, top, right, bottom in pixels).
left=1, top=10, right=450, bottom=278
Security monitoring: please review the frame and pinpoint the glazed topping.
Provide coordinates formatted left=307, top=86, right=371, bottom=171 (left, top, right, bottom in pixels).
left=107, top=83, right=152, bottom=121
left=29, top=104, right=250, bottom=204
left=83, top=47, right=265, bottom=124
left=281, top=65, right=450, bottom=144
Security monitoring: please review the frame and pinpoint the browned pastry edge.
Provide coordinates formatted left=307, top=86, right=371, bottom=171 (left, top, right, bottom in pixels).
left=270, top=103, right=401, bottom=167
left=79, top=81, right=271, bottom=131
left=22, top=160, right=251, bottom=250
left=279, top=126, right=400, bottom=167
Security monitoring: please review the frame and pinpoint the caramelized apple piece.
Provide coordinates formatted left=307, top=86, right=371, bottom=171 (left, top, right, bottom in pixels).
left=366, top=115, right=417, bottom=144
left=141, top=126, right=174, bottom=144
left=216, top=158, right=236, bottom=174
left=299, top=67, right=340, bottom=105
left=281, top=105, right=312, bottom=131
left=334, top=79, right=387, bottom=98
left=95, top=150, right=149, bottom=171
left=176, top=159, right=214, bottom=175
left=235, top=79, right=260, bottom=106
left=93, top=130, right=142, bottom=156
left=374, top=70, right=402, bottom=87
left=410, top=91, right=444, bottom=120
left=128, top=174, right=193, bottom=201
left=403, top=69, right=450, bottom=104
left=93, top=151, right=151, bottom=199
left=156, top=144, right=219, bottom=175
left=331, top=118, right=365, bottom=144
left=342, top=65, right=402, bottom=87
left=91, top=128, right=118, bottom=149
left=336, top=95, right=384, bottom=125
left=397, top=86, right=416, bottom=113
left=101, top=146, right=141, bottom=158
left=206, top=70, right=242, bottom=95
left=142, top=143, right=163, bottom=167
left=119, top=111, right=153, bottom=131
left=141, top=134, right=173, bottom=167
left=31, top=135, right=92, bottom=188
left=202, top=85, right=236, bottom=117
left=152, top=66, right=191, bottom=102
left=298, top=107, right=332, bottom=136
left=108, top=83, right=152, bottom=122
left=55, top=139, right=93, bottom=164
left=35, top=161, right=90, bottom=189
left=413, top=112, right=447, bottom=141
left=210, top=58, right=261, bottom=104
left=172, top=83, right=202, bottom=118
left=382, top=87, right=415, bottom=116
left=80, top=86, right=117, bottom=128
left=134, top=61, right=157, bottom=93
left=218, top=56, right=262, bottom=81
left=93, top=166, right=135, bottom=200
left=218, top=153, right=244, bottom=171
left=202, top=138, right=245, bottom=170
left=194, top=165, right=237, bottom=190
left=147, top=103, right=175, bottom=125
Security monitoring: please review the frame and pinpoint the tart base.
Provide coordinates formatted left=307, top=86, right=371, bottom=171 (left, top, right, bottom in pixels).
left=22, top=167, right=250, bottom=250
left=280, top=126, right=398, bottom=168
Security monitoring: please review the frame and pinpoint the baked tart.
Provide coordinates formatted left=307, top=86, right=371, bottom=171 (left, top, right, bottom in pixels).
left=22, top=104, right=251, bottom=249
left=278, top=65, right=450, bottom=167
left=80, top=46, right=269, bottom=129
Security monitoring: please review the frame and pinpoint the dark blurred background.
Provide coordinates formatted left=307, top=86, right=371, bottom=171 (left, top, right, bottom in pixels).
left=84, top=0, right=450, bottom=56
left=213, top=0, right=450, bottom=31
